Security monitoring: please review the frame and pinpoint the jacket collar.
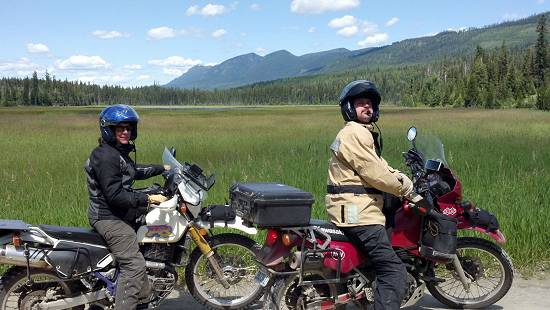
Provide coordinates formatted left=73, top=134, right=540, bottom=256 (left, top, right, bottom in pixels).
left=346, top=121, right=374, bottom=131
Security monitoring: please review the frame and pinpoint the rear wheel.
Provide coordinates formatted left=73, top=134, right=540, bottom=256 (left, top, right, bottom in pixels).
left=426, top=237, right=513, bottom=309
left=0, top=267, right=83, bottom=310
left=266, top=270, right=345, bottom=310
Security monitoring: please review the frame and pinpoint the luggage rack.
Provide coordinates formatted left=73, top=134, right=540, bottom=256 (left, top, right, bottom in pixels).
left=291, top=225, right=347, bottom=286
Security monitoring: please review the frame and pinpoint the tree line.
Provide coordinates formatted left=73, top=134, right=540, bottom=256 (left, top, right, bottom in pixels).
left=1, top=15, right=548, bottom=110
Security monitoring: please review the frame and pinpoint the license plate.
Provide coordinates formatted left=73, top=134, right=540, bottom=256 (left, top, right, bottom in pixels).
left=254, top=270, right=270, bottom=287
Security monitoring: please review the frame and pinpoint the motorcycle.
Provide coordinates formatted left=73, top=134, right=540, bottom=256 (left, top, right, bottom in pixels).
left=248, top=127, right=513, bottom=309
left=0, top=147, right=264, bottom=310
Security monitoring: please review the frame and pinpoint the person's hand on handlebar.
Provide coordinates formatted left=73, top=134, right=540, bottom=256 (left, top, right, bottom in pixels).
left=148, top=194, right=168, bottom=205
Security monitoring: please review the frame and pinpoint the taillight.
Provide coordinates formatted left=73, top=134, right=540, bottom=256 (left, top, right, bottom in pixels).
left=12, top=233, right=21, bottom=247
left=265, top=229, right=279, bottom=246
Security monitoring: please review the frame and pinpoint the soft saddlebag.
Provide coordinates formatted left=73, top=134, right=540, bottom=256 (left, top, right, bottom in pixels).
left=230, top=182, right=314, bottom=227
left=419, top=210, right=458, bottom=263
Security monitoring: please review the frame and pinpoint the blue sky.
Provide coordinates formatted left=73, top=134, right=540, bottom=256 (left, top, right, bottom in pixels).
left=1, top=0, right=548, bottom=86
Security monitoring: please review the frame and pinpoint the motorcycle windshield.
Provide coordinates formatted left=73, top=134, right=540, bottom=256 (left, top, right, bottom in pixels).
left=415, top=134, right=448, bottom=167
left=162, top=147, right=183, bottom=170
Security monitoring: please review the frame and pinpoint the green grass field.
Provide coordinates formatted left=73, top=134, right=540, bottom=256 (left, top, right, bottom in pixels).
left=0, top=106, right=549, bottom=273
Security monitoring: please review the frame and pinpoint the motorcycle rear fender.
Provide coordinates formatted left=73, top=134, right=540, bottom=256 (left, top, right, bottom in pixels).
left=257, top=239, right=292, bottom=267
left=196, top=216, right=257, bottom=235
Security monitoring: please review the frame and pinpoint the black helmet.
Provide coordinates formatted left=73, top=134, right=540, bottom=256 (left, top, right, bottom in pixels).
left=99, top=104, right=139, bottom=143
left=338, top=80, right=381, bottom=123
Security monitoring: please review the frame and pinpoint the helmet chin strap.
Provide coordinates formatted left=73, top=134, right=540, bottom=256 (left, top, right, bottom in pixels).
left=373, top=122, right=383, bottom=154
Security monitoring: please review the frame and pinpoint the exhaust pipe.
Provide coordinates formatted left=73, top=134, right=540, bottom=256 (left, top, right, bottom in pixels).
left=0, top=244, right=51, bottom=269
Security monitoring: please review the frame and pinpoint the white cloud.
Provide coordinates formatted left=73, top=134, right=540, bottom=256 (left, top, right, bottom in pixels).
left=328, top=15, right=358, bottom=28
left=137, top=75, right=150, bottom=80
left=308, top=27, right=316, bottom=33
left=357, top=33, right=388, bottom=47
left=186, top=3, right=227, bottom=16
left=362, top=21, right=379, bottom=35
left=250, top=3, right=260, bottom=11
left=163, top=68, right=184, bottom=76
left=205, top=62, right=218, bottom=66
left=211, top=28, right=227, bottom=38
left=26, top=43, right=49, bottom=53
left=290, top=0, right=360, bottom=14
left=337, top=26, right=359, bottom=37
left=385, top=17, right=399, bottom=27
left=147, top=27, right=177, bottom=40
left=0, top=58, right=42, bottom=76
left=123, top=64, right=142, bottom=70
left=92, top=30, right=128, bottom=39
left=256, top=47, right=267, bottom=55
left=186, top=5, right=200, bottom=15
left=56, top=55, right=109, bottom=70
left=149, top=56, right=202, bottom=76
left=149, top=56, right=202, bottom=67
left=203, top=4, right=226, bottom=15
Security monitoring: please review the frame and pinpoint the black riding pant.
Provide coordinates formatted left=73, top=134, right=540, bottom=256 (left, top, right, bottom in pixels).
left=93, top=219, right=150, bottom=310
left=341, top=224, right=406, bottom=310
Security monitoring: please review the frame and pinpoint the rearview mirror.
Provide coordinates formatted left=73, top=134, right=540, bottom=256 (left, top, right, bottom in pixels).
left=407, top=127, right=417, bottom=142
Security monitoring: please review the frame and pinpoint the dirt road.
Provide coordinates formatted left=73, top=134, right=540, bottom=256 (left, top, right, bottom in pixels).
left=159, top=277, right=550, bottom=310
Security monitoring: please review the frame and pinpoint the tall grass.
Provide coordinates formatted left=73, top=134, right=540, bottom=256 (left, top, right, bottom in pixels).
left=0, top=106, right=548, bottom=272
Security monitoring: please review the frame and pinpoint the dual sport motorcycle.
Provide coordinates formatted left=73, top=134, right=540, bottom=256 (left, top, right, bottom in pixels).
left=238, top=127, right=513, bottom=309
left=0, top=147, right=263, bottom=309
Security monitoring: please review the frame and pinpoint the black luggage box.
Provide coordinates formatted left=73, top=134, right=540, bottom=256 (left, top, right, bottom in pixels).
left=230, top=182, right=314, bottom=227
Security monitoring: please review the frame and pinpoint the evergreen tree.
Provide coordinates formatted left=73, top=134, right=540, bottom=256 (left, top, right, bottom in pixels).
left=21, top=77, right=31, bottom=105
left=30, top=71, right=39, bottom=106
left=534, top=14, right=548, bottom=88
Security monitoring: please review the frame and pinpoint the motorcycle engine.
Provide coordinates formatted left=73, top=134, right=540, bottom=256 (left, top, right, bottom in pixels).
left=145, top=267, right=177, bottom=306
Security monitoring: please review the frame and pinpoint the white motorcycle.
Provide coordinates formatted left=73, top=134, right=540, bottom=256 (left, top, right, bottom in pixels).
left=0, top=147, right=263, bottom=309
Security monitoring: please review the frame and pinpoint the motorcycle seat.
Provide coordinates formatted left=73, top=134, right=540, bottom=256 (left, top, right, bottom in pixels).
left=39, top=225, right=107, bottom=247
left=309, top=219, right=351, bottom=242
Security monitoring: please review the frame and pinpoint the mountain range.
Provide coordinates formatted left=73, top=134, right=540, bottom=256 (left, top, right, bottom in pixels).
left=166, top=13, right=545, bottom=90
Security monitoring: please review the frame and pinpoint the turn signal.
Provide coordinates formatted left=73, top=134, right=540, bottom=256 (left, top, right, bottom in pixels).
left=282, top=233, right=294, bottom=247
left=199, top=228, right=208, bottom=236
left=12, top=233, right=21, bottom=247
left=179, top=202, right=188, bottom=214
left=265, top=229, right=278, bottom=246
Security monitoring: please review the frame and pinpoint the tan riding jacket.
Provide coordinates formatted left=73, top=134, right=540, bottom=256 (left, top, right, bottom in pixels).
left=325, top=122, right=409, bottom=227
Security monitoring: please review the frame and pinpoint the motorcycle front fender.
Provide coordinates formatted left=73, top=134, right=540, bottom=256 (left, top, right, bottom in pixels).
left=466, top=226, right=506, bottom=244
left=196, top=216, right=257, bottom=235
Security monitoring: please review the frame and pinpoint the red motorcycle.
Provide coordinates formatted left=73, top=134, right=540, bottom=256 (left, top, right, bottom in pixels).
left=234, top=127, right=513, bottom=309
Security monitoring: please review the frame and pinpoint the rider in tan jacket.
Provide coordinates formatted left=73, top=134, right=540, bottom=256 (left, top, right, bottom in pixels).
left=325, top=80, right=413, bottom=310
left=326, top=121, right=412, bottom=227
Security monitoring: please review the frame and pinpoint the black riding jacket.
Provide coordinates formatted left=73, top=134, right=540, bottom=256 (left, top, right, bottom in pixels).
left=85, top=142, right=164, bottom=225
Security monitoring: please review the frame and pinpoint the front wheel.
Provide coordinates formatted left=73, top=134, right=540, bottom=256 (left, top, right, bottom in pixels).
left=426, top=237, right=514, bottom=309
left=184, top=233, right=265, bottom=310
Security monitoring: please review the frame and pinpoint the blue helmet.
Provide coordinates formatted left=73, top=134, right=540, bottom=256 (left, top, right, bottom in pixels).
left=339, top=80, right=381, bottom=123
left=99, top=104, right=139, bottom=143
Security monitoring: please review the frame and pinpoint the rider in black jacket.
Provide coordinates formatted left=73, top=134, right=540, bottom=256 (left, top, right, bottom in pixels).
left=85, top=104, right=167, bottom=310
